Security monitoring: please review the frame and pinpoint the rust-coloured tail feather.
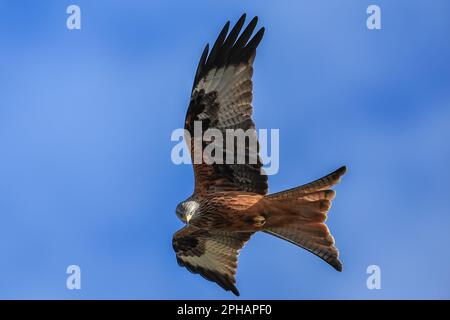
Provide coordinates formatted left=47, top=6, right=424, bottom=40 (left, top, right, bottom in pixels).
left=264, top=227, right=342, bottom=271
left=262, top=166, right=346, bottom=271
left=267, top=166, right=346, bottom=200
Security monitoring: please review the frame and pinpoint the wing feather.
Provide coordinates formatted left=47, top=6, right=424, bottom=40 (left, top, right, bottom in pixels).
left=185, top=14, right=268, bottom=195
left=173, top=225, right=252, bottom=296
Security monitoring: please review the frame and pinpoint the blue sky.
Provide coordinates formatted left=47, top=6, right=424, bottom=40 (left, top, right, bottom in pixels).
left=0, top=0, right=449, bottom=299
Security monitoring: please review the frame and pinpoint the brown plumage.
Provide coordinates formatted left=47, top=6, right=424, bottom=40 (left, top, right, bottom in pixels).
left=173, top=14, right=347, bottom=296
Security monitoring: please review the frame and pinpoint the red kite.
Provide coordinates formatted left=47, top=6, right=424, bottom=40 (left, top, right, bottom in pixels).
left=173, top=14, right=346, bottom=296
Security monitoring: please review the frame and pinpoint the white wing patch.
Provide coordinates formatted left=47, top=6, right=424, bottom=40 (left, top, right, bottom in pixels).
left=193, top=63, right=254, bottom=130
left=173, top=226, right=253, bottom=295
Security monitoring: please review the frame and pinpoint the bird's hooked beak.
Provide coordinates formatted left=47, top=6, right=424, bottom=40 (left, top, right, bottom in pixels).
left=176, top=203, right=190, bottom=224
left=176, top=199, right=198, bottom=224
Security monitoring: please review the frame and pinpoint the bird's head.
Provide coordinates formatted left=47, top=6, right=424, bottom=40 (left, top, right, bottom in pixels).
left=175, top=198, right=199, bottom=224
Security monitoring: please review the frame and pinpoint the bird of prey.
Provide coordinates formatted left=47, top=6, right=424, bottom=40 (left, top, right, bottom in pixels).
left=173, top=14, right=346, bottom=296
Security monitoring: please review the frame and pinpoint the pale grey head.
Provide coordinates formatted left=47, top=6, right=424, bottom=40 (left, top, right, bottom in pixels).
left=175, top=197, right=200, bottom=224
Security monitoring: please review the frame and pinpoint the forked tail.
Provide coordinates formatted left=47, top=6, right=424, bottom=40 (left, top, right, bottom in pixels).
left=262, top=166, right=347, bottom=271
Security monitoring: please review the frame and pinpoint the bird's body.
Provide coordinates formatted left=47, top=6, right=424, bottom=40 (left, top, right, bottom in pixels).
left=179, top=192, right=265, bottom=231
left=172, top=14, right=347, bottom=296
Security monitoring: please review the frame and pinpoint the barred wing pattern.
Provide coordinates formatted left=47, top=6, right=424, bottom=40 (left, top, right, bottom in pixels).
left=173, top=226, right=253, bottom=296
left=185, top=14, right=268, bottom=195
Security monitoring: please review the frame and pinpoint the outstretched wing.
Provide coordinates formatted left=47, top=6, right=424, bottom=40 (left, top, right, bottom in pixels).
left=173, top=225, right=253, bottom=296
left=185, top=14, right=268, bottom=195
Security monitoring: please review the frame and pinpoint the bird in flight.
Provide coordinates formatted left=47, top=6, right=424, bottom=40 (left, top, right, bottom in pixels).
left=173, top=14, right=347, bottom=296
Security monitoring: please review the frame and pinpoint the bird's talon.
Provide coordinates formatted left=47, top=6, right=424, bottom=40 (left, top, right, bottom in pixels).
left=253, top=215, right=266, bottom=227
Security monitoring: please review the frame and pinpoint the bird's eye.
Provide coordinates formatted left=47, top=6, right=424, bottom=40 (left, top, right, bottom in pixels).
left=176, top=205, right=186, bottom=222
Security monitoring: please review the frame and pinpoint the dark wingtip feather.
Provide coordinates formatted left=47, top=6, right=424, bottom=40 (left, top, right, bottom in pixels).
left=236, top=13, right=247, bottom=28
left=192, top=15, right=264, bottom=89
left=333, top=166, right=347, bottom=181
left=249, top=16, right=258, bottom=27
left=223, top=21, right=231, bottom=35
left=247, top=16, right=259, bottom=36
left=248, top=27, right=265, bottom=47
left=225, top=14, right=247, bottom=47
left=331, top=259, right=343, bottom=272
left=216, top=15, right=247, bottom=66
left=240, top=27, right=265, bottom=62
left=205, top=20, right=230, bottom=67
left=232, top=16, right=258, bottom=48
left=336, top=165, right=347, bottom=176
left=203, top=43, right=210, bottom=55
left=192, top=43, right=210, bottom=90
left=230, top=286, right=240, bottom=296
